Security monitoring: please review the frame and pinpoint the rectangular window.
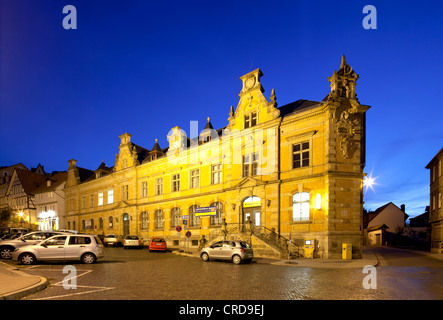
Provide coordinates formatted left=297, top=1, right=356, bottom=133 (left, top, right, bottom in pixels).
left=242, top=155, right=250, bottom=177
left=142, top=181, right=148, bottom=198
left=90, top=195, right=94, bottom=208
left=155, top=178, right=163, bottom=195
left=211, top=164, right=222, bottom=184
left=439, top=192, right=442, bottom=209
left=98, top=192, right=103, bottom=206
left=172, top=174, right=180, bottom=192
left=121, top=185, right=128, bottom=201
left=242, top=152, right=259, bottom=177
left=244, top=112, right=258, bottom=129
left=292, top=141, right=310, bottom=169
left=190, top=169, right=199, bottom=188
left=81, top=197, right=86, bottom=209
left=293, top=192, right=310, bottom=221
left=107, top=190, right=114, bottom=204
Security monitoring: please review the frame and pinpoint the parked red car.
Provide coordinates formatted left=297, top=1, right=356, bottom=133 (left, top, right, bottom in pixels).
left=149, top=237, right=167, bottom=252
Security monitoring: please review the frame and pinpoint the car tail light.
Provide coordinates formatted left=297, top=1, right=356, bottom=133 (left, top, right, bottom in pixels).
left=240, top=248, right=245, bottom=253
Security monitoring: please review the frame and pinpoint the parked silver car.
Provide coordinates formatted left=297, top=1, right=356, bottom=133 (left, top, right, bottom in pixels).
left=12, top=234, right=105, bottom=265
left=123, top=235, right=143, bottom=249
left=103, top=234, right=124, bottom=247
left=0, top=231, right=73, bottom=259
left=200, top=240, right=253, bottom=264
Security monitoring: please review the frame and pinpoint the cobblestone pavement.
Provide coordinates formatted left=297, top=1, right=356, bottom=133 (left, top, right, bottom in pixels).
left=3, top=246, right=442, bottom=300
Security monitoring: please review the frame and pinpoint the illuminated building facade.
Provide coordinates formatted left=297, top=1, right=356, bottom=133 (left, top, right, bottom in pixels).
left=64, top=56, right=370, bottom=259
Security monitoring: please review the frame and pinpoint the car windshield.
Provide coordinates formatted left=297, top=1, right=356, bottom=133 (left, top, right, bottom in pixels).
left=126, top=235, right=138, bottom=240
left=106, top=235, right=116, bottom=238
left=152, top=238, right=164, bottom=242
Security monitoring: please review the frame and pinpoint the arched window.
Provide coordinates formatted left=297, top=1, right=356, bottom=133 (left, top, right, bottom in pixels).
left=293, top=192, right=310, bottom=221
left=210, top=202, right=223, bottom=226
left=155, top=209, right=164, bottom=229
left=141, top=211, right=148, bottom=230
left=189, top=205, right=200, bottom=227
left=171, top=207, right=181, bottom=228
left=99, top=217, right=103, bottom=229
left=108, top=216, right=113, bottom=228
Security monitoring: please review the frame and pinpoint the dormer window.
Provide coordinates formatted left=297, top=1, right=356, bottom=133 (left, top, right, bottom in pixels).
left=244, top=112, right=257, bottom=129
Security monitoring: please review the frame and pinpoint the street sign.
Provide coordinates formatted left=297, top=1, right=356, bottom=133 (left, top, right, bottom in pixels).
left=176, top=225, right=182, bottom=232
left=185, top=231, right=192, bottom=238
left=183, top=220, right=188, bottom=225
left=182, top=215, right=189, bottom=219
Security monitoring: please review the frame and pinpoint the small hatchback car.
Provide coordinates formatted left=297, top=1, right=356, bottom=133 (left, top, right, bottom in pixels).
left=12, top=234, right=105, bottom=265
left=200, top=240, right=253, bottom=264
left=123, top=235, right=143, bottom=249
left=148, top=237, right=167, bottom=252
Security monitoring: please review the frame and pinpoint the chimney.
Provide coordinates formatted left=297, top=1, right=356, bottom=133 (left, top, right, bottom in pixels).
left=401, top=204, right=405, bottom=212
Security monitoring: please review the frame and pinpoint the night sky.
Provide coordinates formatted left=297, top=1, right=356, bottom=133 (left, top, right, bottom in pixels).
left=1, top=0, right=442, bottom=219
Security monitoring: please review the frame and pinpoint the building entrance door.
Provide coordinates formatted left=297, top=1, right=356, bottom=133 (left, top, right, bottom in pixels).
left=242, top=196, right=261, bottom=227
left=123, top=213, right=130, bottom=237
left=244, top=209, right=261, bottom=227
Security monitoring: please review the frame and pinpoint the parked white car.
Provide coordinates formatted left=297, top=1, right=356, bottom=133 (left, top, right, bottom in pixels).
left=0, top=231, right=73, bottom=259
left=12, top=234, right=105, bottom=265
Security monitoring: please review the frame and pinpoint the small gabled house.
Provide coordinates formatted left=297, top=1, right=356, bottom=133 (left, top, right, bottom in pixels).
left=364, top=202, right=409, bottom=246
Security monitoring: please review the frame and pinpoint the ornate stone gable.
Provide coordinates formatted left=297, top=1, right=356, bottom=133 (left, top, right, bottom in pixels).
left=114, top=133, right=139, bottom=171
left=326, top=57, right=370, bottom=160
left=226, top=68, right=280, bottom=132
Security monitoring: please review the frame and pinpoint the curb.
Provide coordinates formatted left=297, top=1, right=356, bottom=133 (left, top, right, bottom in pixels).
left=0, top=262, right=49, bottom=300
left=1, top=276, right=49, bottom=300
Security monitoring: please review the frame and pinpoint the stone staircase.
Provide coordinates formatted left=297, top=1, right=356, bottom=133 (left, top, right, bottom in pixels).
left=205, top=223, right=303, bottom=259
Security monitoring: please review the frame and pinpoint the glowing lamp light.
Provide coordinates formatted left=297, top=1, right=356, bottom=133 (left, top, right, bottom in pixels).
left=316, top=193, right=322, bottom=210
left=363, top=175, right=377, bottom=192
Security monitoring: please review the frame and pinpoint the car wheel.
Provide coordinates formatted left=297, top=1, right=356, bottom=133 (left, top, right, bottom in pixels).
left=20, top=253, right=36, bottom=265
left=201, top=252, right=209, bottom=262
left=232, top=254, right=242, bottom=265
left=0, top=246, right=14, bottom=259
left=81, top=253, right=96, bottom=264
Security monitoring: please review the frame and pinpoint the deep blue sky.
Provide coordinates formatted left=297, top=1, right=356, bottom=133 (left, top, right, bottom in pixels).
left=1, top=0, right=442, bottom=219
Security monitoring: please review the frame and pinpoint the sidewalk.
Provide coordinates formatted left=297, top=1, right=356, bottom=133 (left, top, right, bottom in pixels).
left=0, top=262, right=48, bottom=300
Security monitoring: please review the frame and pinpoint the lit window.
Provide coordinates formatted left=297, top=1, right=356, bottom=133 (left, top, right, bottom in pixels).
left=107, top=190, right=114, bottom=204
left=98, top=192, right=103, bottom=206
left=293, top=192, right=310, bottom=221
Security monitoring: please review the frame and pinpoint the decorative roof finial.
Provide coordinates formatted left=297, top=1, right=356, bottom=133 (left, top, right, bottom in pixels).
left=340, top=55, right=347, bottom=69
